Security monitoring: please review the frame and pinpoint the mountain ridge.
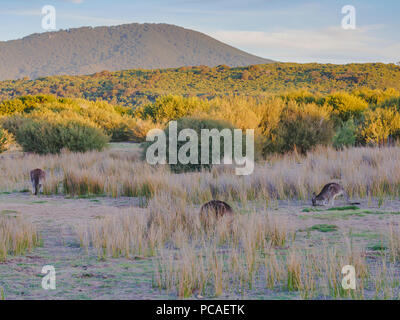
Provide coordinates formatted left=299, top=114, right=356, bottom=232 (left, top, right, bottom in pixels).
left=0, top=23, right=273, bottom=81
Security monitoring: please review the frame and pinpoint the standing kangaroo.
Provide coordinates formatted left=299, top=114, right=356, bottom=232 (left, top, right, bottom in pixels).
left=30, top=168, right=46, bottom=195
left=199, top=200, right=234, bottom=226
left=312, top=183, right=360, bottom=206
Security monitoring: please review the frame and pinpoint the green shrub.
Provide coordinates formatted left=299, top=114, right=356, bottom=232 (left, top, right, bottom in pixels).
left=142, top=117, right=239, bottom=173
left=333, top=119, right=357, bottom=149
left=15, top=119, right=109, bottom=154
left=263, top=102, right=334, bottom=155
left=1, top=115, right=30, bottom=136
left=0, top=95, right=136, bottom=142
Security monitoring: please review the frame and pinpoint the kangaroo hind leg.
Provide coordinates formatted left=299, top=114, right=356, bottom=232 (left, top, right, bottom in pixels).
left=31, top=180, right=37, bottom=195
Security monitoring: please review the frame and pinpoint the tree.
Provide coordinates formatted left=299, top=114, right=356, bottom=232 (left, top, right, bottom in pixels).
left=333, top=119, right=357, bottom=149
left=141, top=117, right=238, bottom=173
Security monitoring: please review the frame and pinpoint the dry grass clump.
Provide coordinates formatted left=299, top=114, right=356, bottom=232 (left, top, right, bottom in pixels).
left=387, top=221, right=400, bottom=263
left=76, top=211, right=160, bottom=259
left=0, top=216, right=40, bottom=261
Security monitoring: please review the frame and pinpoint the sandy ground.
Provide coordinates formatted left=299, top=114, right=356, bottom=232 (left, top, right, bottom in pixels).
left=1, top=193, right=400, bottom=299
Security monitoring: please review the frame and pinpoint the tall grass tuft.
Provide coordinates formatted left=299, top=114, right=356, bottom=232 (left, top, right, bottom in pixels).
left=0, top=216, right=40, bottom=261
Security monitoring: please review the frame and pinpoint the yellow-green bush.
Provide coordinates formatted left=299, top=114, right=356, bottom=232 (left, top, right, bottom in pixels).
left=325, top=92, right=369, bottom=122
left=205, top=96, right=266, bottom=131
left=136, top=95, right=210, bottom=123
left=361, top=107, right=400, bottom=145
left=282, top=90, right=323, bottom=105
left=353, top=88, right=400, bottom=105
left=0, top=95, right=57, bottom=115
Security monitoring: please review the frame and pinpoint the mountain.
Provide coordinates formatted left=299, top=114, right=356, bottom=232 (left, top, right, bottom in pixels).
left=0, top=23, right=273, bottom=81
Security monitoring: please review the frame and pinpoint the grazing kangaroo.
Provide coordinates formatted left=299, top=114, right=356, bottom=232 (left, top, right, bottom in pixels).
left=312, top=183, right=360, bottom=206
left=199, top=200, right=234, bottom=226
left=30, top=168, right=46, bottom=195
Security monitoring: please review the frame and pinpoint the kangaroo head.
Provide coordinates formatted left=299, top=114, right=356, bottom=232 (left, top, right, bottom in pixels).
left=311, top=192, right=317, bottom=206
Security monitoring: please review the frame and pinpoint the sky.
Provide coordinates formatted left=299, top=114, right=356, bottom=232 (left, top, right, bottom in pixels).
left=1, top=0, right=399, bottom=64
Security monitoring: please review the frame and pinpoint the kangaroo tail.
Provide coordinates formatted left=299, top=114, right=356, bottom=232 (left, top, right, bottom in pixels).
left=344, top=190, right=360, bottom=205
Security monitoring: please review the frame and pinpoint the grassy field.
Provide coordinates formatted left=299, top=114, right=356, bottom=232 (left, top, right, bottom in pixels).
left=2, top=143, right=400, bottom=299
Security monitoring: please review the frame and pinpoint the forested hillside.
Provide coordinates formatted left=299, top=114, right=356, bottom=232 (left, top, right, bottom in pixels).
left=0, top=63, right=399, bottom=108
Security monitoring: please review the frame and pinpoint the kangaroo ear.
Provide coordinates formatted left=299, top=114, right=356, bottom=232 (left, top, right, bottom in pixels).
left=312, top=192, right=316, bottom=197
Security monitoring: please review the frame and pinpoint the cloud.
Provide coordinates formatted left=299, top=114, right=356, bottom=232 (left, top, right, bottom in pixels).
left=64, top=0, right=84, bottom=3
left=208, top=25, right=397, bottom=63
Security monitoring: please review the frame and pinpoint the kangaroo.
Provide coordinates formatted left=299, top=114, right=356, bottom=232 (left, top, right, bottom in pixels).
left=30, top=168, right=46, bottom=195
left=312, top=183, right=360, bottom=206
left=199, top=200, right=234, bottom=226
